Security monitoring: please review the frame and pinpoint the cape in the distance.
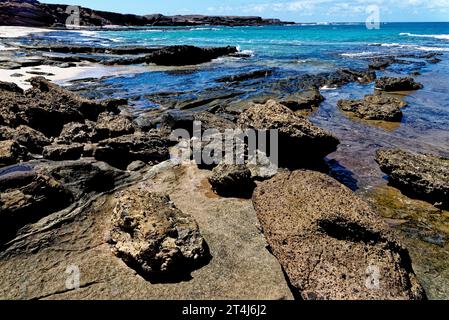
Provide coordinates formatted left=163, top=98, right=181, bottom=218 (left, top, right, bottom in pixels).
left=0, top=0, right=294, bottom=27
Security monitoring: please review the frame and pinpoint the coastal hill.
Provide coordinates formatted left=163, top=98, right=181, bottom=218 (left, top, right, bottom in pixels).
left=0, top=0, right=293, bottom=27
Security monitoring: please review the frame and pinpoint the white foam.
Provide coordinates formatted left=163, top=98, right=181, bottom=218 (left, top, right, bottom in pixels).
left=375, top=42, right=449, bottom=52
left=341, top=51, right=376, bottom=58
left=400, top=32, right=449, bottom=40
left=189, top=27, right=221, bottom=31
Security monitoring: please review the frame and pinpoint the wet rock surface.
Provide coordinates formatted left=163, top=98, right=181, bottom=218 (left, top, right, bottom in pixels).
left=280, top=87, right=325, bottom=111
left=376, top=148, right=449, bottom=209
left=145, top=45, right=238, bottom=66
left=375, top=77, right=423, bottom=92
left=253, top=170, right=426, bottom=300
left=338, top=95, right=406, bottom=121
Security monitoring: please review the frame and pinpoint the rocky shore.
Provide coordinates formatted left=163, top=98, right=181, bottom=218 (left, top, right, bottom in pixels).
left=0, top=27, right=448, bottom=299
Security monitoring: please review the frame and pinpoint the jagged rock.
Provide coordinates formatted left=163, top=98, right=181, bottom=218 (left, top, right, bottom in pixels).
left=280, top=87, right=324, bottom=111
left=338, top=95, right=406, bottom=121
left=56, top=122, right=95, bottom=144
left=237, top=99, right=339, bottom=167
left=94, top=112, right=135, bottom=140
left=0, top=125, right=50, bottom=153
left=252, top=170, right=426, bottom=300
left=375, top=77, right=423, bottom=91
left=375, top=148, right=449, bottom=209
left=94, top=132, right=170, bottom=169
left=109, top=186, right=209, bottom=278
left=145, top=45, right=238, bottom=66
left=43, top=144, right=84, bottom=161
left=208, top=163, right=255, bottom=198
left=0, top=170, right=72, bottom=244
left=0, top=140, right=28, bottom=167
left=0, top=78, right=120, bottom=137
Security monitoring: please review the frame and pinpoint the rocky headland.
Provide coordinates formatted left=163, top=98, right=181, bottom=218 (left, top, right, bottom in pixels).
left=0, top=0, right=293, bottom=28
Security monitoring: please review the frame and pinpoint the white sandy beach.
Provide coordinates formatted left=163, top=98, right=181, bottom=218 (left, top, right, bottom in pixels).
left=0, top=26, right=53, bottom=38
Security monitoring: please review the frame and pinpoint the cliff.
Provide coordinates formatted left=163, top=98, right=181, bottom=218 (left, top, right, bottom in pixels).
left=0, top=0, right=293, bottom=27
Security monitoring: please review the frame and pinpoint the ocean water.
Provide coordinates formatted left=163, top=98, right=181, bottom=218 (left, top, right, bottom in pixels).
left=11, top=22, right=449, bottom=298
left=27, top=22, right=449, bottom=187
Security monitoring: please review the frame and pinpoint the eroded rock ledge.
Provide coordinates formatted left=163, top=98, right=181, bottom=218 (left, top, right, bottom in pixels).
left=376, top=148, right=449, bottom=209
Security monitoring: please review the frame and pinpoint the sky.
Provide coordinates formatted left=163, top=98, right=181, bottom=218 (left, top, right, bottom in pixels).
left=40, top=0, right=449, bottom=22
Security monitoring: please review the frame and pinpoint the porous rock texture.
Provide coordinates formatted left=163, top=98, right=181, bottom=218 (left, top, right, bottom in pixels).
left=252, top=170, right=426, bottom=300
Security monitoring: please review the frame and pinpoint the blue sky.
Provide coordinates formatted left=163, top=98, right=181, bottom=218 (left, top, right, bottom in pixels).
left=41, top=0, right=449, bottom=22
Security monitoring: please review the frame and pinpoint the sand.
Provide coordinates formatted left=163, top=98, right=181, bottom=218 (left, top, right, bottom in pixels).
left=0, top=26, right=53, bottom=38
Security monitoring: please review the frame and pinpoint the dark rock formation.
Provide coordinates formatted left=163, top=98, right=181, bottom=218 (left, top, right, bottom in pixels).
left=0, top=125, right=50, bottom=153
left=375, top=77, right=423, bottom=91
left=94, top=112, right=135, bottom=140
left=109, top=186, right=209, bottom=279
left=42, top=143, right=84, bottom=161
left=253, top=170, right=426, bottom=300
left=208, top=163, right=255, bottom=198
left=280, top=87, right=324, bottom=111
left=338, top=95, right=406, bottom=121
left=375, top=148, right=449, bottom=209
left=216, top=70, right=273, bottom=83
left=56, top=121, right=95, bottom=144
left=0, top=1, right=292, bottom=27
left=0, top=77, right=119, bottom=137
left=237, top=100, right=339, bottom=167
left=94, top=132, right=170, bottom=169
left=0, top=169, right=73, bottom=243
left=145, top=45, right=238, bottom=66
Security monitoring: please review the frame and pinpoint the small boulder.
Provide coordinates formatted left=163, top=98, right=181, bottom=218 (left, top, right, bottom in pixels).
left=208, top=163, right=255, bottom=198
left=375, top=77, right=423, bottom=91
left=109, top=186, right=209, bottom=278
left=375, top=148, right=449, bottom=209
